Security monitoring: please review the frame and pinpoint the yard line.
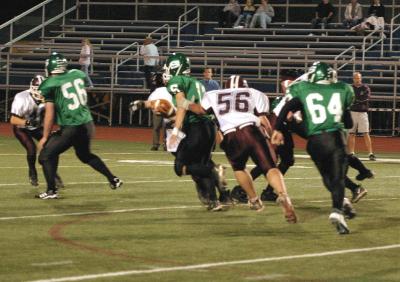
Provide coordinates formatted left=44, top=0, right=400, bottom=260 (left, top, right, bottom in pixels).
left=0, top=205, right=200, bottom=221
left=28, top=244, right=400, bottom=282
left=31, top=261, right=73, bottom=267
left=1, top=197, right=398, bottom=221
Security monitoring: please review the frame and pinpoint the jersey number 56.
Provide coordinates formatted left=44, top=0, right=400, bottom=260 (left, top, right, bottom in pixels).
left=61, top=78, right=88, bottom=110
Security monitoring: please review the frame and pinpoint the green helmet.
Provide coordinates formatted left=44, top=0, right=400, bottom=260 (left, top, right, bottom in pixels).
left=45, top=52, right=67, bottom=77
left=163, top=53, right=190, bottom=81
left=308, top=62, right=337, bottom=83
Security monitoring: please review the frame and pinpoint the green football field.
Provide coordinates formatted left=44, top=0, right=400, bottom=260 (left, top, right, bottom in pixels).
left=0, top=136, right=399, bottom=282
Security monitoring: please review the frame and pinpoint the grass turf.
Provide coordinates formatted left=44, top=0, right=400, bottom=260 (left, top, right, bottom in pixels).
left=0, top=136, right=399, bottom=282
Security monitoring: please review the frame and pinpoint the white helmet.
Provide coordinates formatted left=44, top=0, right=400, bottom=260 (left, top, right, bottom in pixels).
left=29, top=75, right=45, bottom=103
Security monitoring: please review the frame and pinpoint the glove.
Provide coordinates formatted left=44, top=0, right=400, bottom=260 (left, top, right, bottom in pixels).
left=129, top=100, right=145, bottom=112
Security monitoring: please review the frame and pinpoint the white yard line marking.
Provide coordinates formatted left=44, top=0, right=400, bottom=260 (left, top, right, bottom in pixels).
left=28, top=244, right=400, bottom=282
left=1, top=197, right=398, bottom=221
left=31, top=261, right=74, bottom=267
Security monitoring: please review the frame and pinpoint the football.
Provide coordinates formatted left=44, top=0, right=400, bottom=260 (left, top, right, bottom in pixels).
left=151, top=99, right=176, bottom=118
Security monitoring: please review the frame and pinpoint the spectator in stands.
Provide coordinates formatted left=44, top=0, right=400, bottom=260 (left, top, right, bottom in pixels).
left=352, top=0, right=385, bottom=32
left=310, top=0, right=335, bottom=34
left=234, top=0, right=256, bottom=28
left=348, top=72, right=376, bottom=161
left=79, top=38, right=94, bottom=88
left=219, top=0, right=241, bottom=28
left=249, top=0, right=274, bottom=29
left=140, top=37, right=160, bottom=89
left=200, top=67, right=220, bottom=92
left=343, top=0, right=363, bottom=29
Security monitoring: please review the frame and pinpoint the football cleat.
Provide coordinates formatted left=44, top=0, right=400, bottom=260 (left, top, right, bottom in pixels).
left=110, top=177, right=123, bottom=189
left=230, top=185, right=248, bottom=203
left=329, top=209, right=350, bottom=235
left=218, top=190, right=233, bottom=205
left=207, top=200, right=225, bottom=212
left=36, top=191, right=58, bottom=199
left=368, top=154, right=376, bottom=161
left=356, top=170, right=374, bottom=181
left=342, top=197, right=357, bottom=219
left=248, top=197, right=265, bottom=212
left=277, top=194, right=297, bottom=223
left=260, top=186, right=278, bottom=202
left=195, top=182, right=210, bottom=206
left=351, top=186, right=368, bottom=203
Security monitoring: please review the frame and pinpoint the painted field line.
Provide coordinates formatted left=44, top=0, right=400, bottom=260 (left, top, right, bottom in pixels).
left=29, top=244, right=400, bottom=282
left=0, top=205, right=200, bottom=221
left=2, top=197, right=399, bottom=221
left=31, top=261, right=73, bottom=267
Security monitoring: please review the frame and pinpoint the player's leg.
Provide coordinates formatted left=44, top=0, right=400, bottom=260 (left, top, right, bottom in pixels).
left=358, top=112, right=375, bottom=159
left=151, top=113, right=163, bottom=150
left=38, top=129, right=74, bottom=197
left=13, top=127, right=39, bottom=186
left=72, top=122, right=122, bottom=189
left=347, top=112, right=358, bottom=154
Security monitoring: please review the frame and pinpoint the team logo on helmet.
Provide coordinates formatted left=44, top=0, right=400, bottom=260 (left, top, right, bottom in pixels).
left=163, top=53, right=190, bottom=81
left=224, top=75, right=248, bottom=89
left=308, top=62, right=337, bottom=84
left=29, top=75, right=45, bottom=104
left=45, top=52, right=67, bottom=77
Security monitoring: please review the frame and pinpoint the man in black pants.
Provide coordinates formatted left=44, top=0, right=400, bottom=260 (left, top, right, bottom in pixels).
left=272, top=62, right=354, bottom=235
left=37, top=52, right=122, bottom=199
left=10, top=75, right=63, bottom=188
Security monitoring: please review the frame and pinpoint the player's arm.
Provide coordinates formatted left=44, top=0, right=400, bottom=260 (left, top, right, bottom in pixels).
left=259, top=115, right=273, bottom=139
left=10, top=115, right=27, bottom=127
left=188, top=103, right=206, bottom=115
left=38, top=102, right=55, bottom=150
left=173, top=92, right=187, bottom=131
left=271, top=97, right=303, bottom=145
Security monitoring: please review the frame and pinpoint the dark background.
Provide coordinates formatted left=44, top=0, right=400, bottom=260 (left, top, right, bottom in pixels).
left=0, top=0, right=43, bottom=23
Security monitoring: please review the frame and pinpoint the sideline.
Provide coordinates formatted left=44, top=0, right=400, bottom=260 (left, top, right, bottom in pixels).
left=29, top=244, right=400, bottom=282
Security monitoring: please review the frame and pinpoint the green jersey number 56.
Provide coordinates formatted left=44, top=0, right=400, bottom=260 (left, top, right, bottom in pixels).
left=61, top=78, right=88, bottom=110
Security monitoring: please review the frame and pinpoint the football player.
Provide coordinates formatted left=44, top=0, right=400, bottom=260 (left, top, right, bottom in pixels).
left=272, top=62, right=355, bottom=234
left=163, top=53, right=227, bottom=211
left=189, top=75, right=297, bottom=223
left=10, top=75, right=63, bottom=188
left=36, top=52, right=122, bottom=199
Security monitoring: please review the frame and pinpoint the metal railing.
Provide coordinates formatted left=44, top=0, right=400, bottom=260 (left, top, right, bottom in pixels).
left=177, top=6, right=200, bottom=48
left=361, top=30, right=385, bottom=70
left=0, top=0, right=77, bottom=51
left=334, top=45, right=356, bottom=72
left=148, top=24, right=171, bottom=52
left=389, top=13, right=400, bottom=52
left=115, top=42, right=140, bottom=84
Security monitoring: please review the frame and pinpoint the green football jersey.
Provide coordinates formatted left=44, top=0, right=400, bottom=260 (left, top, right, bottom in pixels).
left=287, top=81, right=354, bottom=136
left=39, top=69, right=93, bottom=126
left=166, top=75, right=212, bottom=125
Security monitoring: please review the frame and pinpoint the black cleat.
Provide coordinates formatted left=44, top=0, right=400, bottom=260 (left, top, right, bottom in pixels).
left=55, top=175, right=65, bottom=189
left=356, top=170, right=374, bottom=181
left=36, top=190, right=58, bottom=199
left=351, top=186, right=368, bottom=203
left=231, top=185, right=248, bottom=203
left=261, top=187, right=278, bottom=202
left=218, top=190, right=233, bottom=205
left=207, top=200, right=225, bottom=211
left=368, top=154, right=376, bottom=161
left=29, top=177, right=39, bottom=187
left=110, top=177, right=123, bottom=189
left=150, top=145, right=159, bottom=151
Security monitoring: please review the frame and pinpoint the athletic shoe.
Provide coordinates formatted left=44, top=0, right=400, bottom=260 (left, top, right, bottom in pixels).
left=110, top=177, right=123, bottom=189
left=150, top=145, right=159, bottom=151
left=195, top=183, right=210, bottom=205
left=342, top=197, right=357, bottom=219
left=207, top=200, right=225, bottom=211
left=355, top=170, right=374, bottom=181
left=55, top=175, right=65, bottom=189
left=329, top=209, right=350, bottom=235
left=277, top=194, right=297, bottom=223
left=368, top=154, right=376, bottom=161
left=218, top=190, right=233, bottom=205
left=260, top=187, right=278, bottom=202
left=29, top=176, right=39, bottom=187
left=248, top=197, right=265, bottom=212
left=351, top=186, right=368, bottom=203
left=36, top=191, right=58, bottom=199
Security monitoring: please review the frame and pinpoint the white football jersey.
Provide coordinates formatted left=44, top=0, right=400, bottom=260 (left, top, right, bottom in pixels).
left=11, top=90, right=44, bottom=130
left=201, top=87, right=269, bottom=133
left=147, top=87, right=172, bottom=103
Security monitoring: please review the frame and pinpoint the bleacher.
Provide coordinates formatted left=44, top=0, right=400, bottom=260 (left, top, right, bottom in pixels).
left=0, top=0, right=399, bottom=133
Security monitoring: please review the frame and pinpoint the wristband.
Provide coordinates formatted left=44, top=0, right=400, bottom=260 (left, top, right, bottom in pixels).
left=172, top=127, right=180, bottom=136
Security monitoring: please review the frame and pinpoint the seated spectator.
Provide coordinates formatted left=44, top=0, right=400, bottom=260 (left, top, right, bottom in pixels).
left=310, top=0, right=335, bottom=32
left=352, top=0, right=385, bottom=32
left=343, top=0, right=363, bottom=29
left=249, top=0, right=275, bottom=29
left=234, top=0, right=256, bottom=28
left=200, top=67, right=220, bottom=92
left=219, top=0, right=241, bottom=28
